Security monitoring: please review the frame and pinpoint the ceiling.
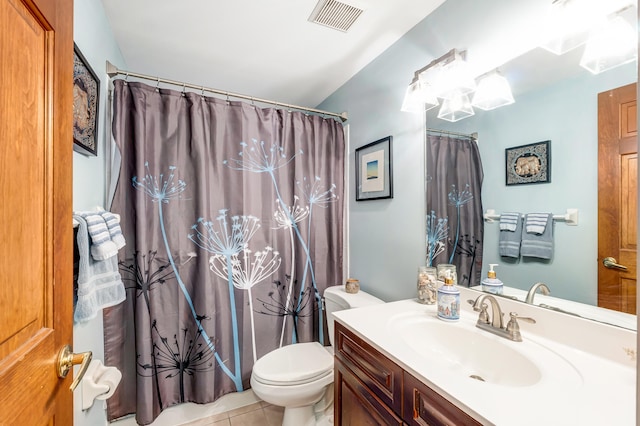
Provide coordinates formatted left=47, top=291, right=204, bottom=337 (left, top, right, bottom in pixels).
left=101, top=0, right=446, bottom=108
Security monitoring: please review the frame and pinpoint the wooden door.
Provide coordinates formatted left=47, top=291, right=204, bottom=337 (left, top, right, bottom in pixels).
left=0, top=0, right=74, bottom=424
left=598, top=83, right=637, bottom=314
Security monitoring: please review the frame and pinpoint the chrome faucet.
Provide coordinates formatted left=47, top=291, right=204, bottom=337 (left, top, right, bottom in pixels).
left=469, top=294, right=536, bottom=342
left=525, top=282, right=550, bottom=304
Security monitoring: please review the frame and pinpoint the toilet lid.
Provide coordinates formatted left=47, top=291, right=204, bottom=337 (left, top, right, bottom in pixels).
left=252, top=342, right=334, bottom=386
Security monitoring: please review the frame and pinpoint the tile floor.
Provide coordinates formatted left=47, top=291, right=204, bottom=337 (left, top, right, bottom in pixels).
left=182, top=401, right=284, bottom=426
left=110, top=390, right=282, bottom=426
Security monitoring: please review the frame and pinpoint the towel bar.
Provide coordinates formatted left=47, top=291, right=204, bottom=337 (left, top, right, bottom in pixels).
left=483, top=209, right=578, bottom=226
left=72, top=209, right=121, bottom=228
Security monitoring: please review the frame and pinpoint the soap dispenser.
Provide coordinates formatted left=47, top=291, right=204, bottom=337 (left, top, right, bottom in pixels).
left=481, top=264, right=504, bottom=295
left=437, top=270, right=460, bottom=322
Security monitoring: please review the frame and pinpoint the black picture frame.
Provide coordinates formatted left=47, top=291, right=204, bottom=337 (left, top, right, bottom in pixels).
left=355, top=136, right=393, bottom=201
left=505, top=140, right=551, bottom=186
left=73, top=43, right=100, bottom=156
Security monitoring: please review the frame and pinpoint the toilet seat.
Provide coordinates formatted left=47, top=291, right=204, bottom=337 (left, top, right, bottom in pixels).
left=252, top=342, right=334, bottom=386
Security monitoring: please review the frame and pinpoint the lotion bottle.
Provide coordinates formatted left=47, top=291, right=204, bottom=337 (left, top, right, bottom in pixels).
left=481, top=264, right=504, bottom=295
left=437, top=270, right=460, bottom=321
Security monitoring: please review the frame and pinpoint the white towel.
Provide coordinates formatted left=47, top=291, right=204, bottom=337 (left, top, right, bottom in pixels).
left=499, top=212, right=520, bottom=231
left=73, top=215, right=126, bottom=323
left=525, top=213, right=550, bottom=235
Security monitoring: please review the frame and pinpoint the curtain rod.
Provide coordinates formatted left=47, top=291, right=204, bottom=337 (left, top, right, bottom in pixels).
left=426, top=127, right=477, bottom=140
left=105, top=61, right=348, bottom=123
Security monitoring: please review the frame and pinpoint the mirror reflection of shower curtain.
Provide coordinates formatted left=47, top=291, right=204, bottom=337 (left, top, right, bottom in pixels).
left=103, top=80, right=345, bottom=425
left=426, top=134, right=484, bottom=287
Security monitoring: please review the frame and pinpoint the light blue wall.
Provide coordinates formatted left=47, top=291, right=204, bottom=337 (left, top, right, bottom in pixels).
left=73, top=1, right=126, bottom=424
left=319, top=0, right=636, bottom=304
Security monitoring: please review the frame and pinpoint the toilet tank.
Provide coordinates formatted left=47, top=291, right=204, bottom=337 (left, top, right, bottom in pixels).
left=324, top=285, right=384, bottom=347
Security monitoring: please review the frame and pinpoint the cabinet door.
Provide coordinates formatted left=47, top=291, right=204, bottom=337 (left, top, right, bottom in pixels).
left=335, top=358, right=404, bottom=426
left=403, top=373, right=482, bottom=426
left=335, top=322, right=403, bottom=413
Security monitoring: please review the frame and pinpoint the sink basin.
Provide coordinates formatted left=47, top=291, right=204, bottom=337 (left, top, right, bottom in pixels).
left=388, top=312, right=583, bottom=388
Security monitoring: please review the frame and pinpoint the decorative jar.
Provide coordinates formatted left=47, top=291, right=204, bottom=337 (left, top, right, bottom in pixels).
left=417, top=266, right=437, bottom=304
left=345, top=278, right=360, bottom=294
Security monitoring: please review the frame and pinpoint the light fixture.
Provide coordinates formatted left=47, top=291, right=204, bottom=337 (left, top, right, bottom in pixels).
left=401, top=48, right=515, bottom=121
left=579, top=14, right=637, bottom=74
left=538, top=0, right=602, bottom=55
left=472, top=70, right=515, bottom=111
left=422, top=50, right=476, bottom=99
left=437, top=89, right=475, bottom=122
left=400, top=77, right=439, bottom=113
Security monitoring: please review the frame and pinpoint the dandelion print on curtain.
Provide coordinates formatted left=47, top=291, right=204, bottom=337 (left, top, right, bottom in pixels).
left=103, top=80, right=345, bottom=425
left=426, top=133, right=484, bottom=287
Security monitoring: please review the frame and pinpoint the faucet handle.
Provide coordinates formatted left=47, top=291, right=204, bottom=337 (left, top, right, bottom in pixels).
left=513, top=314, right=536, bottom=324
left=506, top=312, right=536, bottom=342
left=507, top=312, right=536, bottom=326
left=475, top=303, right=490, bottom=324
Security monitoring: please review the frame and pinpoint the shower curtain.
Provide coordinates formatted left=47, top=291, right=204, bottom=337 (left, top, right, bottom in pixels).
left=426, top=133, right=484, bottom=287
left=103, top=80, right=345, bottom=424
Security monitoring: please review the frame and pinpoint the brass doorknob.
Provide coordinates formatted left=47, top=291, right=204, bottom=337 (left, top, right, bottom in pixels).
left=603, top=257, right=628, bottom=271
left=57, top=345, right=92, bottom=391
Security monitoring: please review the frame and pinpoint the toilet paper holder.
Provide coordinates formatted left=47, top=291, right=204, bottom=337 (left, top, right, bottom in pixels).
left=82, top=359, right=122, bottom=410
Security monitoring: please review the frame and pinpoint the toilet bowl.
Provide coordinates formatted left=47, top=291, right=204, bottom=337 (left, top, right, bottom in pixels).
left=250, top=285, right=384, bottom=426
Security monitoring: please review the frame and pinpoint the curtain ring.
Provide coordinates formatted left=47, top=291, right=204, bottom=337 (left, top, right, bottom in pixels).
left=155, top=77, right=160, bottom=92
left=181, top=83, right=186, bottom=97
left=226, top=94, right=230, bottom=105
left=123, top=73, right=129, bottom=85
left=251, top=97, right=255, bottom=108
left=201, top=86, right=205, bottom=98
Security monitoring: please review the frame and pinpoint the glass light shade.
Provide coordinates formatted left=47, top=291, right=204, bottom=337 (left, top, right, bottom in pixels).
left=401, top=79, right=439, bottom=113
left=579, top=16, right=637, bottom=74
left=472, top=72, right=515, bottom=111
left=424, top=57, right=476, bottom=99
left=437, top=90, right=474, bottom=122
left=538, top=0, right=604, bottom=55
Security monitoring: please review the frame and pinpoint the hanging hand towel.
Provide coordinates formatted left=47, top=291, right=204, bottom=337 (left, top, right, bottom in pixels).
left=525, top=212, right=550, bottom=235
left=73, top=215, right=126, bottom=323
left=499, top=213, right=522, bottom=258
left=521, top=213, right=553, bottom=259
left=101, top=211, right=126, bottom=250
left=78, top=212, right=119, bottom=260
left=499, top=212, right=520, bottom=231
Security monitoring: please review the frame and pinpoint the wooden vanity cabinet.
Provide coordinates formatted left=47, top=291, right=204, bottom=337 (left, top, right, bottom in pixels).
left=334, top=322, right=482, bottom=426
left=403, top=372, right=482, bottom=426
left=335, top=358, right=403, bottom=425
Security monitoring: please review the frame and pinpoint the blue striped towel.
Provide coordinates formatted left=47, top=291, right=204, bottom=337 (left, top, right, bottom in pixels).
left=72, top=215, right=125, bottom=323
left=101, top=211, right=126, bottom=250
left=78, top=212, right=118, bottom=260
left=521, top=213, right=553, bottom=259
left=525, top=213, right=550, bottom=235
left=499, top=213, right=522, bottom=258
left=499, top=212, right=520, bottom=231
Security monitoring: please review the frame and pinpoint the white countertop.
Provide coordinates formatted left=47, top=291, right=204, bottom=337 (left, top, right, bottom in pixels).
left=333, top=288, right=636, bottom=426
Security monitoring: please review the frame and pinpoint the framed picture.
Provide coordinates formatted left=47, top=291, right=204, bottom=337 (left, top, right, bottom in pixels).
left=505, top=140, right=551, bottom=186
left=73, top=43, right=100, bottom=156
left=355, top=136, right=393, bottom=201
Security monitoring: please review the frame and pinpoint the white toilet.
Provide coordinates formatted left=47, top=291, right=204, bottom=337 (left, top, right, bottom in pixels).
left=250, top=285, right=384, bottom=426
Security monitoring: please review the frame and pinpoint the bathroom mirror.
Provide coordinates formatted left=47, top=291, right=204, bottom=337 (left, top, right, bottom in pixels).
left=424, top=9, right=637, bottom=330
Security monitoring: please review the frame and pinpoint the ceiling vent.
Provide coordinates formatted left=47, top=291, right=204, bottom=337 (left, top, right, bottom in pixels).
left=308, top=0, right=364, bottom=32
